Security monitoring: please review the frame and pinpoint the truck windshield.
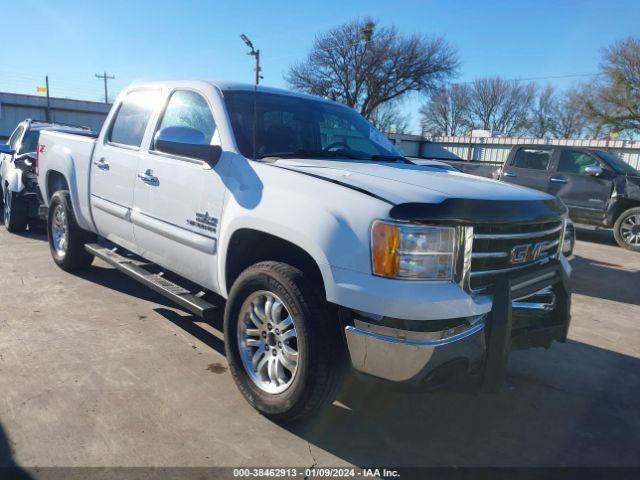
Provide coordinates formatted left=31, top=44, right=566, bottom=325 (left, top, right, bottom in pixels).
left=223, top=90, right=402, bottom=161
left=595, top=150, right=639, bottom=176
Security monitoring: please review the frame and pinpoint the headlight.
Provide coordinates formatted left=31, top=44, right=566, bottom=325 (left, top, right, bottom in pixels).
left=371, top=221, right=456, bottom=280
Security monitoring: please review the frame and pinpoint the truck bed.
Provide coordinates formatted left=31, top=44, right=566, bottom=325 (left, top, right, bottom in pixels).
left=37, top=129, right=98, bottom=232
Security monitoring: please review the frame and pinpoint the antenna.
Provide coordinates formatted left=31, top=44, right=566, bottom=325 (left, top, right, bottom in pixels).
left=240, top=34, right=262, bottom=161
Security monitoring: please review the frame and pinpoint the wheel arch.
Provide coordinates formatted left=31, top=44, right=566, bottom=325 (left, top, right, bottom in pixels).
left=45, top=170, right=69, bottom=201
left=223, top=228, right=329, bottom=300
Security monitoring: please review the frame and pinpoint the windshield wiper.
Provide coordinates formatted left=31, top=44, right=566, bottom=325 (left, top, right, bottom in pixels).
left=257, top=149, right=361, bottom=160
left=369, top=155, right=414, bottom=164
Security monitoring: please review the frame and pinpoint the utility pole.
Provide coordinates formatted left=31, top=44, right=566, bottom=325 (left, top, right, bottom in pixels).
left=45, top=75, right=51, bottom=122
left=95, top=71, right=115, bottom=103
left=240, top=34, right=262, bottom=85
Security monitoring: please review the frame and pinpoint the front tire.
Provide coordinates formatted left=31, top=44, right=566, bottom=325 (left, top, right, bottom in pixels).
left=613, top=207, right=640, bottom=252
left=224, top=261, right=343, bottom=422
left=47, top=190, right=96, bottom=270
left=4, top=189, right=28, bottom=233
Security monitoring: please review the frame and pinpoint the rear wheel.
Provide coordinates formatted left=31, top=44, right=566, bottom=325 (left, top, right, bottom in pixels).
left=4, top=189, right=28, bottom=233
left=224, top=261, right=344, bottom=422
left=47, top=190, right=96, bottom=270
left=613, top=207, right=640, bottom=252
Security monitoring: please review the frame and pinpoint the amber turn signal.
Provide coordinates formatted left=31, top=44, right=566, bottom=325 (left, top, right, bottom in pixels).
left=372, top=221, right=400, bottom=277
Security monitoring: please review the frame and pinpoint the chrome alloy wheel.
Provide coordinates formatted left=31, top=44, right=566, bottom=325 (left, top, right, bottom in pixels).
left=237, top=290, right=299, bottom=394
left=51, top=204, right=69, bottom=256
left=620, top=214, right=640, bottom=247
left=3, top=190, right=10, bottom=226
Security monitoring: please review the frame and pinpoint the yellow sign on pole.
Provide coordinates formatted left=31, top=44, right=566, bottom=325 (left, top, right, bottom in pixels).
left=36, top=86, right=47, bottom=93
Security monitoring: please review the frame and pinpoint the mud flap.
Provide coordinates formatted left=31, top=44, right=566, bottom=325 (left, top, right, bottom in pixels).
left=481, top=261, right=571, bottom=392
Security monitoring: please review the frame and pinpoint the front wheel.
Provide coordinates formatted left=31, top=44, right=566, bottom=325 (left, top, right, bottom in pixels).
left=47, top=190, right=96, bottom=270
left=613, top=207, right=640, bottom=252
left=4, top=189, right=28, bottom=233
left=224, top=261, right=344, bottom=422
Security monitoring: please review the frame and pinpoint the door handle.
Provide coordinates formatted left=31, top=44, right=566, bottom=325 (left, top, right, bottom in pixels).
left=137, top=169, right=159, bottom=185
left=550, top=177, right=568, bottom=184
left=503, top=172, right=517, bottom=178
left=94, top=158, right=109, bottom=171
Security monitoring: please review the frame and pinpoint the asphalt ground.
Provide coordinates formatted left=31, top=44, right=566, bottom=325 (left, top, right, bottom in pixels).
left=0, top=226, right=638, bottom=470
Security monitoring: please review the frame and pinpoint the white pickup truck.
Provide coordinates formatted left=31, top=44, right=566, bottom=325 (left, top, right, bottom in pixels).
left=37, top=81, right=572, bottom=421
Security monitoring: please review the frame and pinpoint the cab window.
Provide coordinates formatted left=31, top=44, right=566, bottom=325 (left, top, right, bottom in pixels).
left=153, top=90, right=216, bottom=151
left=557, top=150, right=600, bottom=175
left=109, top=90, right=161, bottom=147
left=511, top=148, right=551, bottom=170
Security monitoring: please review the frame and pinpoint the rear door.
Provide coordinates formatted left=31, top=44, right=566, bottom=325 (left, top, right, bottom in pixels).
left=548, top=148, right=614, bottom=223
left=500, top=147, right=553, bottom=192
left=132, top=88, right=226, bottom=291
left=90, top=89, right=161, bottom=250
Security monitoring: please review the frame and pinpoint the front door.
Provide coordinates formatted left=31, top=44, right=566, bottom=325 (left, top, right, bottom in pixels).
left=548, top=149, right=614, bottom=224
left=90, top=89, right=161, bottom=250
left=132, top=89, right=226, bottom=291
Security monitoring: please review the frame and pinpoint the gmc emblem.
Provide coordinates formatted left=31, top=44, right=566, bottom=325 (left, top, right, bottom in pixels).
left=510, top=241, right=550, bottom=265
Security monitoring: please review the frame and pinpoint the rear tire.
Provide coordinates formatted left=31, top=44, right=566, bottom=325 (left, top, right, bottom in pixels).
left=224, top=261, right=344, bottom=422
left=47, top=190, right=96, bottom=270
left=4, top=189, right=28, bottom=233
left=613, top=207, right=640, bottom=252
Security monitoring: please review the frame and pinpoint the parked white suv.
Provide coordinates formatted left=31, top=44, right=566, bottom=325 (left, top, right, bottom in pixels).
left=37, top=81, right=572, bottom=420
left=0, top=119, right=91, bottom=232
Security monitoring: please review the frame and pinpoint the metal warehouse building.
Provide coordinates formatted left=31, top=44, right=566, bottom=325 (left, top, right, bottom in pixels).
left=0, top=92, right=110, bottom=141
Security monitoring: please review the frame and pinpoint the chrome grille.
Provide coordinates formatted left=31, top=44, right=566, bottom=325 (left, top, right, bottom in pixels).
left=468, top=221, right=563, bottom=292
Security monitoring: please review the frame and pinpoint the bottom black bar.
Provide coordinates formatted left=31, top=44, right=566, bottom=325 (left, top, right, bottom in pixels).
left=0, top=467, right=637, bottom=480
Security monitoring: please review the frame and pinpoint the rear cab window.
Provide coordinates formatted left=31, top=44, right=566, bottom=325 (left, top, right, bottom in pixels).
left=511, top=148, right=552, bottom=170
left=108, top=90, right=161, bottom=148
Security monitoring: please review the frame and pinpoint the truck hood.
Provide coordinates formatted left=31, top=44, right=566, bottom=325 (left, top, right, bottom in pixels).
left=273, top=158, right=552, bottom=205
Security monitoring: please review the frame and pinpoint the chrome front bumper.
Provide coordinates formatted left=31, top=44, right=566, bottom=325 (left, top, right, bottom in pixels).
left=345, top=262, right=571, bottom=389
left=345, top=317, right=486, bottom=385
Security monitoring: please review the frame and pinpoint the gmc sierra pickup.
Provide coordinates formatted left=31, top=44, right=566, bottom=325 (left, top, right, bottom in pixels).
left=37, top=81, right=572, bottom=421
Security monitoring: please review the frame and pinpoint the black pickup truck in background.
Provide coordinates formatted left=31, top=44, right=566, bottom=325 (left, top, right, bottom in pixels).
left=499, top=145, right=640, bottom=251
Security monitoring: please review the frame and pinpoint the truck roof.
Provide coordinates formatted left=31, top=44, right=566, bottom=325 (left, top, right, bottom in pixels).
left=124, top=80, right=341, bottom=106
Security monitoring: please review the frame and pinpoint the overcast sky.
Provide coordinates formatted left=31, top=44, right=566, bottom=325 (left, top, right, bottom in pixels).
left=2, top=0, right=639, bottom=133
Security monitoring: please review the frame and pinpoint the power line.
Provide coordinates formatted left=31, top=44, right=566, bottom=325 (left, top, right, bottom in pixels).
left=455, top=72, right=604, bottom=85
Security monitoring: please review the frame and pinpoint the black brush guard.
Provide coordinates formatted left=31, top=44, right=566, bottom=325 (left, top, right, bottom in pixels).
left=481, top=260, right=571, bottom=392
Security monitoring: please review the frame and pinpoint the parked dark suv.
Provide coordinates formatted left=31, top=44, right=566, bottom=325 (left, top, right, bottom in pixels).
left=499, top=145, right=640, bottom=251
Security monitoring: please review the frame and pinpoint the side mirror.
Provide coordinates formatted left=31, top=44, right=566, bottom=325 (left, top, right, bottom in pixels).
left=154, top=126, right=221, bottom=166
left=0, top=143, right=15, bottom=155
left=584, top=165, right=604, bottom=177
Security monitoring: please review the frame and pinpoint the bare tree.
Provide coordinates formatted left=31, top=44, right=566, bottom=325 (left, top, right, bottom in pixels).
left=551, top=85, right=590, bottom=138
left=529, top=84, right=558, bottom=138
left=585, top=36, right=640, bottom=134
left=420, top=84, right=471, bottom=136
left=369, top=102, right=411, bottom=133
left=286, top=18, right=458, bottom=119
left=468, top=77, right=536, bottom=135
